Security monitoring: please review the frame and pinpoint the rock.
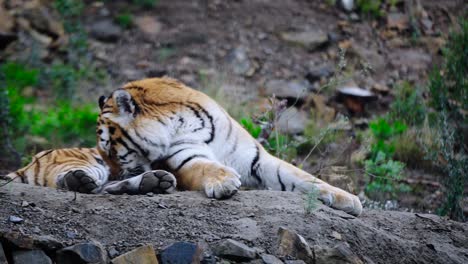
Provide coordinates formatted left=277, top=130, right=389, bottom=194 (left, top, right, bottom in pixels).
left=230, top=218, right=262, bottom=242
left=135, top=16, right=162, bottom=39
left=305, top=64, right=334, bottom=83
left=108, top=247, right=119, bottom=259
left=90, top=19, right=122, bottom=42
left=160, top=242, right=202, bottom=264
left=338, top=0, right=354, bottom=12
left=350, top=43, right=385, bottom=76
left=225, top=47, right=257, bottom=77
left=386, top=12, right=409, bottom=31
left=56, top=241, right=107, bottom=264
left=337, top=86, right=376, bottom=115
left=22, top=6, right=65, bottom=43
left=280, top=30, right=328, bottom=51
left=112, top=244, right=158, bottom=264
left=34, top=235, right=63, bottom=252
left=314, top=243, right=363, bottom=264
left=8, top=216, right=23, bottom=224
left=0, top=4, right=14, bottom=33
left=284, top=261, right=306, bottom=264
left=0, top=242, right=7, bottom=264
left=277, top=107, right=308, bottom=135
left=261, top=254, right=283, bottom=264
left=213, top=239, right=257, bottom=261
left=12, top=249, right=52, bottom=264
left=277, top=227, right=314, bottom=264
left=389, top=49, right=431, bottom=72
left=264, top=79, right=309, bottom=101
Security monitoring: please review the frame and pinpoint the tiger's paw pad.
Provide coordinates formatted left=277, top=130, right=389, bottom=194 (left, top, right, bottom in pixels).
left=139, top=170, right=177, bottom=194
left=204, top=174, right=241, bottom=199
left=63, top=170, right=98, bottom=194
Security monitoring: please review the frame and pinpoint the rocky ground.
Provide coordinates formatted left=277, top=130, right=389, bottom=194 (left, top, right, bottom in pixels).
left=1, top=181, right=467, bottom=264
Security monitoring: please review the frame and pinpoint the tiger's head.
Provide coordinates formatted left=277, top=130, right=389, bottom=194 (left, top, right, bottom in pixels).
left=96, top=89, right=152, bottom=180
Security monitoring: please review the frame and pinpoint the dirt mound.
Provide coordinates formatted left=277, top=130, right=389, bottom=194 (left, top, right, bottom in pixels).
left=0, top=182, right=467, bottom=263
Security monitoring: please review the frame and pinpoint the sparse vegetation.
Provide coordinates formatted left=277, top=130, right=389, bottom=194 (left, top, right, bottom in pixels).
left=364, top=118, right=410, bottom=199
left=425, top=19, right=467, bottom=221
left=115, top=12, right=133, bottom=29
left=1, top=62, right=98, bottom=164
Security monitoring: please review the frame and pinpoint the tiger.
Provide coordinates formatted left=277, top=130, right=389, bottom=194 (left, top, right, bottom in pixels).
left=5, top=147, right=177, bottom=195
left=97, top=77, right=363, bottom=216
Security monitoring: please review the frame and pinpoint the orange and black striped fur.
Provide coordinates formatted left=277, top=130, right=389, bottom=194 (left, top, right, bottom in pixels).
left=6, top=148, right=176, bottom=195
left=97, top=77, right=363, bottom=216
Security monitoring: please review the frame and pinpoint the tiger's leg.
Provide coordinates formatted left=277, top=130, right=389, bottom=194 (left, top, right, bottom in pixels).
left=56, top=167, right=109, bottom=194
left=165, top=145, right=241, bottom=199
left=252, top=147, right=362, bottom=216
left=101, top=170, right=177, bottom=195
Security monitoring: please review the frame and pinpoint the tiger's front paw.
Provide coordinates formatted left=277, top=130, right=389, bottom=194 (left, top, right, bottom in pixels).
left=61, top=170, right=99, bottom=194
left=203, top=170, right=241, bottom=199
left=139, top=170, right=177, bottom=194
left=319, top=186, right=363, bottom=216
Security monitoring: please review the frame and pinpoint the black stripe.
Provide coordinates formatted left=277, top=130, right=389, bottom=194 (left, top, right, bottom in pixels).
left=119, top=128, right=149, bottom=156
left=174, top=154, right=208, bottom=171
left=277, top=166, right=286, bottom=191
left=250, top=145, right=262, bottom=184
left=135, top=129, right=165, bottom=148
left=101, top=110, right=113, bottom=114
left=165, top=148, right=190, bottom=160
left=291, top=183, right=296, bottom=192
left=191, top=102, right=215, bottom=144
left=170, top=140, right=199, bottom=147
left=186, top=104, right=205, bottom=131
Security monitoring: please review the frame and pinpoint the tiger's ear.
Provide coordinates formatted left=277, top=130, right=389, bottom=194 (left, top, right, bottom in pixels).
left=112, top=89, right=135, bottom=116
left=98, top=95, right=106, bottom=110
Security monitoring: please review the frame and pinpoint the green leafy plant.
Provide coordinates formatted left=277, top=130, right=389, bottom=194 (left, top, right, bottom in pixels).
left=133, top=0, right=158, bottom=8
left=365, top=118, right=409, bottom=199
left=115, top=12, right=133, bottom=29
left=356, top=0, right=383, bottom=18
left=240, top=117, right=262, bottom=139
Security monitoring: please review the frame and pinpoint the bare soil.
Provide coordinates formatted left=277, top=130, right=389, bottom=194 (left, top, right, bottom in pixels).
left=1, top=182, right=467, bottom=263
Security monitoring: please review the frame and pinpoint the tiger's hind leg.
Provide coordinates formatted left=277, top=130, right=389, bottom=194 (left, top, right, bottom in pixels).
left=102, top=170, right=177, bottom=195
left=57, top=170, right=101, bottom=194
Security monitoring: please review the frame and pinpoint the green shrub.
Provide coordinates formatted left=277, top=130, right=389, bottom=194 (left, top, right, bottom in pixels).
left=115, top=12, right=133, bottom=29
left=240, top=117, right=261, bottom=139
left=427, top=18, right=467, bottom=221
left=388, top=82, right=427, bottom=127
left=133, top=0, right=158, bottom=8
left=356, top=0, right=383, bottom=17
left=365, top=118, right=410, bottom=199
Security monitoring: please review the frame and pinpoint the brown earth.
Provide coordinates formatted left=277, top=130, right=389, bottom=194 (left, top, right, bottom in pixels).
left=1, top=181, right=467, bottom=264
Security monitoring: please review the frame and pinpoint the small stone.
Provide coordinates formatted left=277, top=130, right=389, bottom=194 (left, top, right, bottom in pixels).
left=108, top=247, right=120, bottom=259
left=264, top=79, right=309, bottom=100
left=66, top=231, right=77, bottom=239
left=8, top=215, right=23, bottom=224
left=305, top=64, right=334, bottom=83
left=280, top=30, right=328, bottom=51
left=146, top=192, right=154, bottom=197
left=225, top=46, right=256, bottom=76
left=284, top=261, right=306, bottom=264
left=56, top=241, right=107, bottom=264
left=331, top=231, right=343, bottom=240
left=112, top=244, right=158, bottom=264
left=12, top=249, right=52, bottom=264
left=21, top=201, right=29, bottom=207
left=135, top=16, right=162, bottom=38
left=160, top=242, right=202, bottom=264
left=314, top=243, right=363, bottom=264
left=277, top=227, right=314, bottom=264
left=386, top=12, right=409, bottom=31
left=261, top=254, right=283, bottom=264
left=90, top=19, right=122, bottom=42
left=277, top=107, right=308, bottom=135
left=213, top=239, right=257, bottom=261
left=339, top=0, right=354, bottom=12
